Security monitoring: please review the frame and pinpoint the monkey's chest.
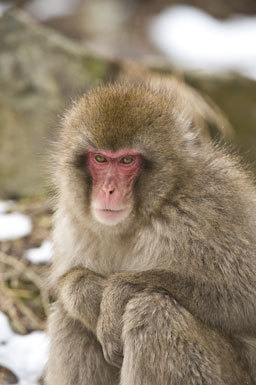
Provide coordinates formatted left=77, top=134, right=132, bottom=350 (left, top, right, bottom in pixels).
left=83, top=233, right=173, bottom=275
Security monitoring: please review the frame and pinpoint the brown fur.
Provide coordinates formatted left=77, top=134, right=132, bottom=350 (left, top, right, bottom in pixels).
left=46, top=81, right=256, bottom=385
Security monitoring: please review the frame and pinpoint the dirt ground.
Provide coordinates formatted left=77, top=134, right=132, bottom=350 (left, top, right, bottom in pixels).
left=0, top=197, right=52, bottom=334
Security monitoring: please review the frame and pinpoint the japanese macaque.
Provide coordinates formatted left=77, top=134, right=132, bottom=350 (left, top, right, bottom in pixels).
left=46, top=81, right=256, bottom=385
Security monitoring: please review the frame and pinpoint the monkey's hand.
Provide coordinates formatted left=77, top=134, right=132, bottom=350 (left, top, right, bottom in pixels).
left=96, top=274, right=143, bottom=368
left=57, top=268, right=106, bottom=334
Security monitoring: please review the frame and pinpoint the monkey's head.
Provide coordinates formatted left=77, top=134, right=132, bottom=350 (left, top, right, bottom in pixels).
left=57, top=82, right=200, bottom=230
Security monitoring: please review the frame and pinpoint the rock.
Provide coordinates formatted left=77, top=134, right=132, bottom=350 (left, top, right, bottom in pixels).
left=0, top=365, right=18, bottom=385
left=0, top=10, right=256, bottom=198
left=0, top=10, right=114, bottom=197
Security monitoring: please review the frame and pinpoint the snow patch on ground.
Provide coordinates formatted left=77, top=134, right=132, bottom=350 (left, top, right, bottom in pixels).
left=25, top=240, right=53, bottom=264
left=0, top=3, right=11, bottom=17
left=25, top=0, right=80, bottom=20
left=0, top=312, right=49, bottom=385
left=0, top=200, right=14, bottom=214
left=0, top=212, right=32, bottom=241
left=150, top=5, right=256, bottom=79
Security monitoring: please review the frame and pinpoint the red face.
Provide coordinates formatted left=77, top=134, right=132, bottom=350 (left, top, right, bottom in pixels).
left=87, top=149, right=142, bottom=225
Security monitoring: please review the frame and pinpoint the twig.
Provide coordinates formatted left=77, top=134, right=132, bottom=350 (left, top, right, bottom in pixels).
left=0, top=252, right=50, bottom=315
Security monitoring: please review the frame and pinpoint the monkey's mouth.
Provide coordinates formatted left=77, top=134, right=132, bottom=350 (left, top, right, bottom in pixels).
left=97, top=208, right=124, bottom=212
left=92, top=207, right=130, bottom=225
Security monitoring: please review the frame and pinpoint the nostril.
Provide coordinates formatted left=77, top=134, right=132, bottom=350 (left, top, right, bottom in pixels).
left=102, top=184, right=115, bottom=195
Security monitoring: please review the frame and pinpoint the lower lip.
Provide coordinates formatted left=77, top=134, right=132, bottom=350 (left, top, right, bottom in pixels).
left=93, top=208, right=128, bottom=225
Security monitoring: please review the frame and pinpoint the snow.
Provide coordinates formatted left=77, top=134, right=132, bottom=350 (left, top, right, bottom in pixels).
left=0, top=313, right=13, bottom=342
left=150, top=5, right=256, bottom=80
left=0, top=3, right=11, bottom=17
left=25, top=240, right=53, bottom=264
left=0, top=200, right=14, bottom=214
left=25, top=0, right=80, bottom=21
left=0, top=312, right=49, bottom=385
left=0, top=212, right=32, bottom=241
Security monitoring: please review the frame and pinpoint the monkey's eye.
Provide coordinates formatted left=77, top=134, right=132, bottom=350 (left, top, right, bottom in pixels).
left=95, top=154, right=108, bottom=163
left=120, top=156, right=134, bottom=165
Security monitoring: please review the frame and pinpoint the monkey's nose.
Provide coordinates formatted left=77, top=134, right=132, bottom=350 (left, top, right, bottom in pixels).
left=103, top=184, right=115, bottom=196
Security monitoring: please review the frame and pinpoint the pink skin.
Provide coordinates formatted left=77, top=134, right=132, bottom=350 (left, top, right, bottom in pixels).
left=87, top=149, right=142, bottom=225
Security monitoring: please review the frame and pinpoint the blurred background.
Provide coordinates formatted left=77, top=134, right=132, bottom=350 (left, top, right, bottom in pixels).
left=0, top=0, right=256, bottom=384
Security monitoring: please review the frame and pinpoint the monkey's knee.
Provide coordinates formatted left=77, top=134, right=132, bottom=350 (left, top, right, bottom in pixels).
left=121, top=290, right=252, bottom=385
left=46, top=303, right=119, bottom=385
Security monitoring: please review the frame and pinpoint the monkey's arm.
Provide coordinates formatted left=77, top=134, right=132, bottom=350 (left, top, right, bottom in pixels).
left=57, top=268, right=106, bottom=334
left=97, top=269, right=256, bottom=367
left=113, top=270, right=256, bottom=333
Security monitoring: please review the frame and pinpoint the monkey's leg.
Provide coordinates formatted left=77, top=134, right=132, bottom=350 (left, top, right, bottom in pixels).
left=121, top=290, right=253, bottom=385
left=46, top=303, right=119, bottom=385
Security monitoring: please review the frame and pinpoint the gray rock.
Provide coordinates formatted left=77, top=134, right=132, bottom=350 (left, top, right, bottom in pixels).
left=0, top=10, right=113, bottom=197
left=0, top=10, right=255, bottom=198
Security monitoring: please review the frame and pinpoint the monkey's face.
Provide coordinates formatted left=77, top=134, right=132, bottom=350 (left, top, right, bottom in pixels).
left=87, top=149, right=142, bottom=226
left=58, top=83, right=198, bottom=230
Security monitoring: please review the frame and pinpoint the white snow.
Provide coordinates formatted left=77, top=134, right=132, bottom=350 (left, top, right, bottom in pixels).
left=25, top=240, right=53, bottom=264
left=0, top=200, right=14, bottom=214
left=0, top=3, right=12, bottom=17
left=0, top=312, right=13, bottom=342
left=150, top=5, right=256, bottom=80
left=0, top=212, right=32, bottom=241
left=25, top=0, right=80, bottom=21
left=0, top=312, right=49, bottom=385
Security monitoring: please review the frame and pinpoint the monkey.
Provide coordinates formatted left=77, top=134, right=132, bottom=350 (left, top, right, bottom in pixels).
left=117, top=64, right=234, bottom=142
left=46, top=81, right=256, bottom=385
